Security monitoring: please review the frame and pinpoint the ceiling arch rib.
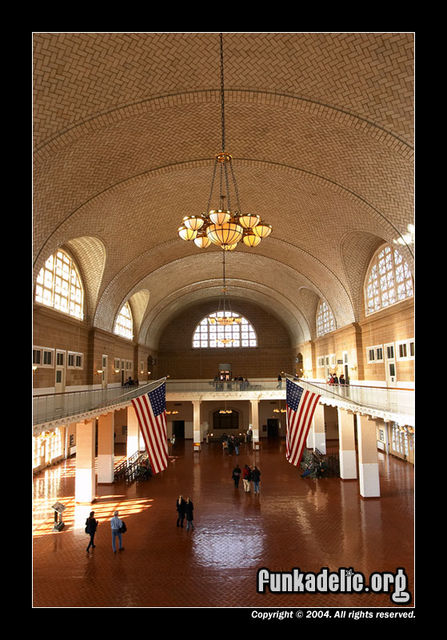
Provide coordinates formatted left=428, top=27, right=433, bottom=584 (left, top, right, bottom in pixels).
left=141, top=282, right=309, bottom=350
left=33, top=96, right=413, bottom=271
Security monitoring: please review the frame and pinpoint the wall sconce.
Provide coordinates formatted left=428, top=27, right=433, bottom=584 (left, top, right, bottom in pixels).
left=33, top=365, right=38, bottom=372
left=114, top=368, right=120, bottom=374
left=96, top=369, right=103, bottom=375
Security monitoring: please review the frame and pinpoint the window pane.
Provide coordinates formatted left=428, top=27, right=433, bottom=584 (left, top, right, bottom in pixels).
left=192, top=310, right=257, bottom=348
left=365, top=245, right=413, bottom=315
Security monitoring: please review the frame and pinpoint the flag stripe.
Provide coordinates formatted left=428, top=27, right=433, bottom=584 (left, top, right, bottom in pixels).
left=286, top=379, right=321, bottom=468
left=131, top=382, right=168, bottom=474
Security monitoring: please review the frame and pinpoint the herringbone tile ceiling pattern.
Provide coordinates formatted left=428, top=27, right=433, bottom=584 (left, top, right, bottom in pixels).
left=33, top=32, right=414, bottom=343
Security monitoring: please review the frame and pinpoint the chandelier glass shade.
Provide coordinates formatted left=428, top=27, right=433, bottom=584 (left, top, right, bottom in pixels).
left=177, top=34, right=272, bottom=251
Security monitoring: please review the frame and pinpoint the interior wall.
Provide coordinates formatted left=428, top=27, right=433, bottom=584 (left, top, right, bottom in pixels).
left=157, top=299, right=294, bottom=380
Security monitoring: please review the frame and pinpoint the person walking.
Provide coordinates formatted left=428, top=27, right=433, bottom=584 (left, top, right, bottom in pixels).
left=185, top=497, right=194, bottom=531
left=85, top=511, right=98, bottom=553
left=232, top=464, right=241, bottom=488
left=242, top=464, right=252, bottom=493
left=176, top=495, right=186, bottom=527
left=251, top=465, right=261, bottom=494
left=110, top=510, right=125, bottom=553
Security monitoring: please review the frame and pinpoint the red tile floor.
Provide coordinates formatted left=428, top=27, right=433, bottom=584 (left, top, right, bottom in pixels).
left=33, top=438, right=414, bottom=609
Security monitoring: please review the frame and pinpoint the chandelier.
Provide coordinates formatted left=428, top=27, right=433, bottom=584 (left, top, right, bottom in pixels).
left=178, top=33, right=272, bottom=251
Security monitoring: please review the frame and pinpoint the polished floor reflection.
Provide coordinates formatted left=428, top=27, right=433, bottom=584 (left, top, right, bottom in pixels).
left=33, top=439, right=414, bottom=608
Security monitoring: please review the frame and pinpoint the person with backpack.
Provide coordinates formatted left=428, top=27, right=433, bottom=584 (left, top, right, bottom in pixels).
left=110, top=510, right=125, bottom=553
left=242, top=464, right=252, bottom=493
left=85, top=511, right=98, bottom=553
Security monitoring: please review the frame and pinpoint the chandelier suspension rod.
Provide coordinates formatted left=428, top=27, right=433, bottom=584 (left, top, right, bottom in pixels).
left=220, top=32, right=226, bottom=152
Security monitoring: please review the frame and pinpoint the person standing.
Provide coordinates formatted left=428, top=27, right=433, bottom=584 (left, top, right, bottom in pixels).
left=110, top=510, right=124, bottom=553
left=176, top=495, right=186, bottom=527
left=232, top=464, right=241, bottom=488
left=185, top=497, right=194, bottom=531
left=251, top=465, right=261, bottom=494
left=85, top=511, right=98, bottom=553
left=242, top=464, right=252, bottom=493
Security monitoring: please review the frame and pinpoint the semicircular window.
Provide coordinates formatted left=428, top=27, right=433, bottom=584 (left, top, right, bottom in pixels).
left=192, top=312, right=257, bottom=348
left=35, top=249, right=84, bottom=320
left=364, top=244, right=413, bottom=316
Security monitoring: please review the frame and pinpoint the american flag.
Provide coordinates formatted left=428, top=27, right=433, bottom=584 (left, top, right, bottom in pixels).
left=286, top=378, right=321, bottom=467
left=131, top=382, right=169, bottom=474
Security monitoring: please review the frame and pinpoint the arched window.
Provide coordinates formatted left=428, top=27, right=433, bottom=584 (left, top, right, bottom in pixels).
left=316, top=300, right=336, bottom=337
left=192, top=312, right=257, bottom=348
left=365, top=244, right=413, bottom=316
left=114, top=302, right=133, bottom=340
left=35, top=249, right=84, bottom=320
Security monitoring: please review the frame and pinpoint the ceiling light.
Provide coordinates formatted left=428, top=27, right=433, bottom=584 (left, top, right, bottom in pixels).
left=178, top=33, right=272, bottom=251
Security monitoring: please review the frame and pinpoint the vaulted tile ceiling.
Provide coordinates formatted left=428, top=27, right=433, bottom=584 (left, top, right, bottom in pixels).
left=33, top=32, right=414, bottom=348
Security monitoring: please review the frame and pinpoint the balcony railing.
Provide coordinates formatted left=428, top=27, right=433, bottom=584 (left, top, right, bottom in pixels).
left=33, top=376, right=414, bottom=430
left=32, top=381, right=161, bottom=428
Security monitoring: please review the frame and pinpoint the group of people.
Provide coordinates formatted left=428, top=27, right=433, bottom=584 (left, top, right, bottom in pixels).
left=220, top=429, right=253, bottom=453
left=232, top=463, right=261, bottom=494
left=327, top=373, right=348, bottom=385
left=221, top=433, right=241, bottom=455
left=85, top=509, right=126, bottom=554
left=175, top=495, right=194, bottom=530
left=123, top=376, right=138, bottom=387
left=212, top=375, right=250, bottom=391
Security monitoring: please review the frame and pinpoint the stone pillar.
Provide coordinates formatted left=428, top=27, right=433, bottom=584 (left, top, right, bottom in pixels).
left=357, top=414, right=380, bottom=498
left=250, top=399, right=260, bottom=450
left=127, top=404, right=140, bottom=458
left=97, top=411, right=115, bottom=483
left=75, top=419, right=96, bottom=504
left=337, top=408, right=357, bottom=480
left=313, top=403, right=326, bottom=454
left=193, top=400, right=201, bottom=451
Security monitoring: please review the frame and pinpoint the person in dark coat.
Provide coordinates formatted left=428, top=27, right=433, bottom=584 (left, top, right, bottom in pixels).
left=232, top=464, right=241, bottom=488
left=85, top=511, right=98, bottom=552
left=251, top=465, right=261, bottom=494
left=185, top=497, right=194, bottom=531
left=176, top=495, right=186, bottom=527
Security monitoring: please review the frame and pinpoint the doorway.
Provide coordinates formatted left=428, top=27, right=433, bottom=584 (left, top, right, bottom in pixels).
left=384, top=343, right=397, bottom=387
left=173, top=420, right=185, bottom=439
left=267, top=418, right=279, bottom=439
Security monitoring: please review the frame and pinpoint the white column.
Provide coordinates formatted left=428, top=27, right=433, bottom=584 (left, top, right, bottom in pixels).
left=250, top=399, right=260, bottom=450
left=313, top=403, right=326, bottom=454
left=97, top=411, right=115, bottom=483
left=193, top=400, right=201, bottom=451
left=357, top=414, right=380, bottom=498
left=337, top=407, right=357, bottom=480
left=127, top=405, right=140, bottom=458
left=75, top=419, right=96, bottom=504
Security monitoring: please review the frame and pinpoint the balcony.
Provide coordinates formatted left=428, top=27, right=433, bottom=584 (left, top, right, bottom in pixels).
left=32, top=377, right=415, bottom=433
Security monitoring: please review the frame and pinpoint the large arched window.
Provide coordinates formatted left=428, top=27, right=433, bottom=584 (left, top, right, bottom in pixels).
left=316, top=300, right=336, bottom=337
left=192, top=312, right=257, bottom=348
left=35, top=249, right=84, bottom=320
left=365, top=244, right=413, bottom=316
left=114, top=302, right=133, bottom=340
